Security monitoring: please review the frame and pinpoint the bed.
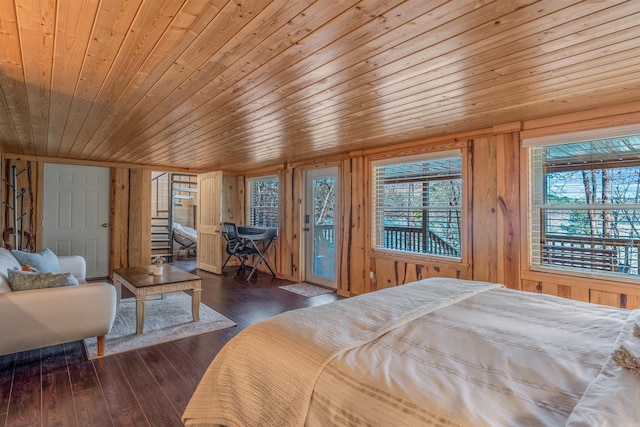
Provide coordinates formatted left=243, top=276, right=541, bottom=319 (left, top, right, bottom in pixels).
left=182, top=278, right=640, bottom=426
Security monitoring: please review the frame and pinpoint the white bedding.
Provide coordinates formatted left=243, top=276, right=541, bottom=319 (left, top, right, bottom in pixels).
left=183, top=278, right=640, bottom=426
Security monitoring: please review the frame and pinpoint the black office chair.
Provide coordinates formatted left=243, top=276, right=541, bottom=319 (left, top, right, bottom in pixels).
left=221, top=222, right=259, bottom=277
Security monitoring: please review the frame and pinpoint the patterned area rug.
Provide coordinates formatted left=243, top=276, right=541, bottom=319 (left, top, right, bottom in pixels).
left=279, top=282, right=335, bottom=297
left=84, top=292, right=236, bottom=359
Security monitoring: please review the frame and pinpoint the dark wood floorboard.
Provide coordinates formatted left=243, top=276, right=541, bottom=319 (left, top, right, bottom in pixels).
left=114, top=352, right=182, bottom=427
left=73, top=386, right=114, bottom=427
left=68, top=360, right=100, bottom=392
left=135, top=346, right=193, bottom=415
left=0, top=261, right=340, bottom=426
left=6, top=350, right=41, bottom=427
left=41, top=371, right=76, bottom=426
left=40, top=345, right=68, bottom=377
left=0, top=353, right=15, bottom=419
left=94, top=356, right=149, bottom=427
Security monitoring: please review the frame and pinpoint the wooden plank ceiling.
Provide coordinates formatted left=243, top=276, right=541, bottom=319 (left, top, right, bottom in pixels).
left=0, top=0, right=639, bottom=172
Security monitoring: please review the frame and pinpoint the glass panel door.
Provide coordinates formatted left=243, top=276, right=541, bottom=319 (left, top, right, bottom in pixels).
left=304, top=167, right=338, bottom=288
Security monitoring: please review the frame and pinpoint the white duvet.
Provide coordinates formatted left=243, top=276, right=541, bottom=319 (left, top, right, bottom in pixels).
left=183, top=278, right=640, bottom=426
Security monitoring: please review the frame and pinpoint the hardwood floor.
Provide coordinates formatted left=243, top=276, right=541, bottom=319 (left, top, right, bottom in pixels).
left=0, top=262, right=340, bottom=426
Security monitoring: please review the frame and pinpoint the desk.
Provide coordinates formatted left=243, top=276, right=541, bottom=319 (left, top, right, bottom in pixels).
left=236, top=226, right=278, bottom=281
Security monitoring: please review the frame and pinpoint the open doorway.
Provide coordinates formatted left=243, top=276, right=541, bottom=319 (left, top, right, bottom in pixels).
left=151, top=172, right=197, bottom=262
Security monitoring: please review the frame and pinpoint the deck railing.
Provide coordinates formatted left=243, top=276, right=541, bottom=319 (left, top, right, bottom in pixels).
left=314, top=225, right=639, bottom=273
left=315, top=224, right=334, bottom=243
left=542, top=234, right=640, bottom=274
left=383, top=226, right=459, bottom=256
left=315, top=224, right=459, bottom=257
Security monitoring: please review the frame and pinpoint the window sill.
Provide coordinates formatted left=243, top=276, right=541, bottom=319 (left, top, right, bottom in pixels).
left=371, top=248, right=468, bottom=268
left=524, top=265, right=640, bottom=288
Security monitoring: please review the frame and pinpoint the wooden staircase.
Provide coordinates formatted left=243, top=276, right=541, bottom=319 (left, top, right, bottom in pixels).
left=171, top=173, right=198, bottom=260
left=151, top=172, right=198, bottom=263
left=151, top=172, right=173, bottom=262
left=151, top=215, right=173, bottom=261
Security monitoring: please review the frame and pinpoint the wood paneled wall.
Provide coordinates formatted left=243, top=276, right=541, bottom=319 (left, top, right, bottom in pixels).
left=0, top=158, right=39, bottom=249
left=2, top=102, right=639, bottom=308
left=370, top=253, right=472, bottom=290
left=127, top=170, right=152, bottom=267
left=471, top=136, right=499, bottom=283
left=279, top=167, right=301, bottom=281
left=496, top=130, right=521, bottom=289
left=339, top=156, right=367, bottom=296
left=0, top=158, right=152, bottom=277
left=110, top=168, right=130, bottom=271
left=272, top=102, right=640, bottom=309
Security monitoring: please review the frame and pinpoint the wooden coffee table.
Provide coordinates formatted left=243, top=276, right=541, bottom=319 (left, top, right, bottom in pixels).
left=112, top=265, right=202, bottom=334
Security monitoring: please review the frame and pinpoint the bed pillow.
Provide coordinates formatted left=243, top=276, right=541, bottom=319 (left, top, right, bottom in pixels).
left=7, top=269, right=78, bottom=292
left=11, top=248, right=61, bottom=273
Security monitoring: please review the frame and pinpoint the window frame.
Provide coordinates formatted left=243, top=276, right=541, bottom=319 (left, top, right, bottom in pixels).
left=371, top=149, right=465, bottom=261
left=245, top=175, right=280, bottom=228
left=525, top=125, right=640, bottom=284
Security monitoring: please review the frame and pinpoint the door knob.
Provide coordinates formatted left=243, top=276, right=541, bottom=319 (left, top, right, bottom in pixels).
left=101, top=223, right=108, bottom=228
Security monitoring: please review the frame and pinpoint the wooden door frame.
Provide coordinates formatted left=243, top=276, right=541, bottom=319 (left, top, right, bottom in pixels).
left=302, top=165, right=339, bottom=288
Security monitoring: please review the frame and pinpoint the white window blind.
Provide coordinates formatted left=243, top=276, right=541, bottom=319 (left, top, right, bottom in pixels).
left=372, top=150, right=462, bottom=258
left=246, top=176, right=279, bottom=227
left=529, top=132, right=640, bottom=279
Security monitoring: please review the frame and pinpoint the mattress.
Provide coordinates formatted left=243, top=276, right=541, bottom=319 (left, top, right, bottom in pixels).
left=183, top=278, right=640, bottom=426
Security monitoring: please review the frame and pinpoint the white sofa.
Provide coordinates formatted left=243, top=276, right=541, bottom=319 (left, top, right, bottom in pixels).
left=0, top=248, right=116, bottom=357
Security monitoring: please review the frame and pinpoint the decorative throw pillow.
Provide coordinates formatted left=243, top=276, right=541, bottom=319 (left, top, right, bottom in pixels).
left=613, top=346, right=640, bottom=375
left=21, top=264, right=38, bottom=272
left=11, top=248, right=61, bottom=273
left=612, top=322, right=640, bottom=375
left=7, top=269, right=78, bottom=292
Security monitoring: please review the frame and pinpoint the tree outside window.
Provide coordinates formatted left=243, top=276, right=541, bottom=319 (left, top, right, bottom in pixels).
left=373, top=153, right=462, bottom=258
left=531, top=136, right=640, bottom=276
left=246, top=176, right=279, bottom=227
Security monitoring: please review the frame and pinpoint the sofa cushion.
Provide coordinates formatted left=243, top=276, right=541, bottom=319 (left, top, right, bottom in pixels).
left=12, top=248, right=61, bottom=274
left=7, top=269, right=79, bottom=292
left=0, top=247, right=23, bottom=293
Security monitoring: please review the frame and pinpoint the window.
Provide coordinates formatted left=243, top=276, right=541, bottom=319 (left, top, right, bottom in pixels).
left=246, top=176, right=279, bottom=227
left=372, top=150, right=462, bottom=258
left=528, top=128, right=640, bottom=279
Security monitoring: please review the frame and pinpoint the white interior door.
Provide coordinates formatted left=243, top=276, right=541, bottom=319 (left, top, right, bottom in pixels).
left=43, top=164, right=110, bottom=278
left=304, top=167, right=338, bottom=288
